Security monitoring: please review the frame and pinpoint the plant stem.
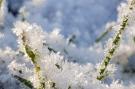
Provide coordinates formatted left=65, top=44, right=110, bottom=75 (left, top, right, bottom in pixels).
left=22, top=32, right=45, bottom=89
left=97, top=0, right=135, bottom=80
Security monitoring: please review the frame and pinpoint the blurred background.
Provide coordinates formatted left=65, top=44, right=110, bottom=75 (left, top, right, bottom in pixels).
left=0, top=0, right=125, bottom=48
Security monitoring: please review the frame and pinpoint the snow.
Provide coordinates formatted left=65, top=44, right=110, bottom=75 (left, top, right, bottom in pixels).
left=1, top=0, right=135, bottom=89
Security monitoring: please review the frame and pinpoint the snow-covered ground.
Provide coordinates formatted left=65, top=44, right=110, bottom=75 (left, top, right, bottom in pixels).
left=1, top=0, right=135, bottom=89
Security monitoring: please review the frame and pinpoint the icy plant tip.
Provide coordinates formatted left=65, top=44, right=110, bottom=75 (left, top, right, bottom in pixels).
left=97, top=0, right=135, bottom=80
left=13, top=21, right=45, bottom=89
